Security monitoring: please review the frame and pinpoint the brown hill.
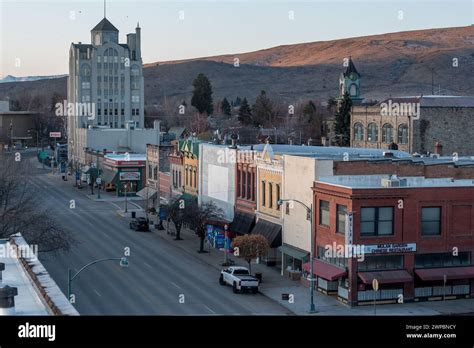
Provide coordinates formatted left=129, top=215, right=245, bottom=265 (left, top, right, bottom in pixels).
left=1, top=26, right=473, bottom=111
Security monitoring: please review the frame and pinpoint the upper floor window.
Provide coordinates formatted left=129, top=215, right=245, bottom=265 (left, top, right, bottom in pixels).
left=269, top=183, right=273, bottom=208
left=353, top=123, right=364, bottom=141
left=382, top=123, right=393, bottom=143
left=261, top=181, right=266, bottom=207
left=276, top=184, right=280, bottom=210
left=421, top=207, right=441, bottom=236
left=367, top=123, right=378, bottom=143
left=360, top=207, right=393, bottom=236
left=319, top=200, right=330, bottom=226
left=398, top=124, right=408, bottom=144
left=336, top=205, right=347, bottom=234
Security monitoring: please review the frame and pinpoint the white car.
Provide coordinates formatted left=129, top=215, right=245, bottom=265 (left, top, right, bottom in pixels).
left=219, top=266, right=259, bottom=294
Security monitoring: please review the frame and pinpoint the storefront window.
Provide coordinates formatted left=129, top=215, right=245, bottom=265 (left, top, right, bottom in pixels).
left=415, top=252, right=471, bottom=268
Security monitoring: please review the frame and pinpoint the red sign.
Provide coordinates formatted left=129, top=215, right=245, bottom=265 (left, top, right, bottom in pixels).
left=49, top=132, right=61, bottom=138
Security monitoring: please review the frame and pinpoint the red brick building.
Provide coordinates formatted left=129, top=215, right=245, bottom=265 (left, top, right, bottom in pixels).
left=311, top=175, right=474, bottom=306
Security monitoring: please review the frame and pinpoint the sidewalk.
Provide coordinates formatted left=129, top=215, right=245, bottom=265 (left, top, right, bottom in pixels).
left=148, top=221, right=474, bottom=316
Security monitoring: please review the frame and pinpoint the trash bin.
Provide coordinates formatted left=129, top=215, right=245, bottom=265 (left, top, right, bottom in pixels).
left=255, top=272, right=262, bottom=283
left=131, top=212, right=136, bottom=218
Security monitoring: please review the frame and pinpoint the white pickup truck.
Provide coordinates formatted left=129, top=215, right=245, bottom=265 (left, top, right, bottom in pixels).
left=219, top=266, right=259, bottom=294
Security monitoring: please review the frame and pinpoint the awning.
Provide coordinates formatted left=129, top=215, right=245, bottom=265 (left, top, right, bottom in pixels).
left=136, top=187, right=158, bottom=200
left=278, top=244, right=309, bottom=261
left=303, top=259, right=347, bottom=281
left=358, top=270, right=413, bottom=284
left=179, top=193, right=197, bottom=204
left=251, top=219, right=282, bottom=248
left=415, top=266, right=474, bottom=281
left=229, top=212, right=255, bottom=235
left=100, top=169, right=117, bottom=184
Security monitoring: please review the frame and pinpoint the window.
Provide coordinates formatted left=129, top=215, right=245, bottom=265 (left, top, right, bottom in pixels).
left=261, top=181, right=266, bottom=206
left=336, top=205, right=347, bottom=234
left=360, top=207, right=394, bottom=236
left=148, top=165, right=152, bottom=178
left=359, top=255, right=404, bottom=271
left=193, top=169, right=197, bottom=189
left=242, top=171, right=247, bottom=199
left=269, top=183, right=273, bottom=208
left=247, top=171, right=251, bottom=199
left=382, top=123, right=393, bottom=143
left=421, top=207, right=441, bottom=235
left=415, top=252, right=471, bottom=268
left=353, top=123, right=364, bottom=141
left=317, top=246, right=348, bottom=268
left=319, top=200, right=330, bottom=226
left=154, top=167, right=158, bottom=181
left=276, top=184, right=281, bottom=210
left=185, top=167, right=188, bottom=186
left=398, top=124, right=408, bottom=144
left=286, top=202, right=290, bottom=215
left=251, top=172, right=255, bottom=202
left=368, top=123, right=378, bottom=142
left=237, top=170, right=241, bottom=197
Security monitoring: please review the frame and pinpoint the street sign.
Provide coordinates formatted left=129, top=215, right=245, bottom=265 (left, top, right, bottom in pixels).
left=96, top=177, right=102, bottom=184
left=39, top=151, right=48, bottom=160
left=49, top=132, right=61, bottom=138
left=372, top=278, right=379, bottom=291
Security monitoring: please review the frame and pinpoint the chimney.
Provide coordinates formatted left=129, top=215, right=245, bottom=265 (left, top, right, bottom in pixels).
left=229, top=133, right=238, bottom=149
left=307, top=138, right=313, bottom=146
left=0, top=263, right=4, bottom=282
left=434, top=141, right=443, bottom=156
left=0, top=285, right=18, bottom=315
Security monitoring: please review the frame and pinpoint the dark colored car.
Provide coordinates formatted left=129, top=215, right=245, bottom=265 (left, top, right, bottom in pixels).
left=129, top=217, right=150, bottom=232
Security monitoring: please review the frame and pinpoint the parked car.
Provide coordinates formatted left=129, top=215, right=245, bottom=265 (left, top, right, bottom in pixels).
left=129, top=217, right=150, bottom=232
left=219, top=266, right=259, bottom=294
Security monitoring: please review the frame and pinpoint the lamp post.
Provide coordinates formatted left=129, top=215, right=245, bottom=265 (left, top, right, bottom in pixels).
left=124, top=182, right=128, bottom=213
left=96, top=150, right=101, bottom=199
left=278, top=198, right=316, bottom=313
left=224, top=224, right=229, bottom=265
left=67, top=257, right=129, bottom=302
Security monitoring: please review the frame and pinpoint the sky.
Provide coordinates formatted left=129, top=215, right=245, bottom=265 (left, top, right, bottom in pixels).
left=0, top=0, right=473, bottom=77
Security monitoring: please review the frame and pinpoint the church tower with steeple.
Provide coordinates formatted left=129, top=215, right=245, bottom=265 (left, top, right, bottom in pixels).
left=338, top=56, right=363, bottom=104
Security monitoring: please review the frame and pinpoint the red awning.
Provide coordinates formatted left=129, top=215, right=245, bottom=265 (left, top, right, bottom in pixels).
left=415, top=266, right=474, bottom=281
left=358, top=270, right=412, bottom=285
left=303, top=259, right=347, bottom=281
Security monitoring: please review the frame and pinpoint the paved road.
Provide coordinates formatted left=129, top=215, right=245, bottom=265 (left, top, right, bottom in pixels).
left=29, top=158, right=290, bottom=315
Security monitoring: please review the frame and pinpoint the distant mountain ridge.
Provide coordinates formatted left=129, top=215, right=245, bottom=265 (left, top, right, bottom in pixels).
left=0, top=26, right=472, bottom=109
left=0, top=74, right=67, bottom=84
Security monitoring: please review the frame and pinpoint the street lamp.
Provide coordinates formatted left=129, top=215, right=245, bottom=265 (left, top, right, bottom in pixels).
left=67, top=257, right=129, bottom=302
left=278, top=198, right=316, bottom=313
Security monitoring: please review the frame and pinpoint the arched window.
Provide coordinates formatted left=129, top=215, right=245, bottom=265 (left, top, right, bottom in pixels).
left=398, top=124, right=408, bottom=144
left=368, top=123, right=378, bottom=143
left=382, top=124, right=393, bottom=143
left=353, top=123, right=364, bottom=141
left=350, top=84, right=357, bottom=96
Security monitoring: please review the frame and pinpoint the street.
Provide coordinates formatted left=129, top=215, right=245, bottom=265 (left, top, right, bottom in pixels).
left=26, top=156, right=290, bottom=315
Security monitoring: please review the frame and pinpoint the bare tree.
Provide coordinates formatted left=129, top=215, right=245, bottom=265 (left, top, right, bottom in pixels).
left=185, top=200, right=224, bottom=253
left=0, top=153, right=75, bottom=252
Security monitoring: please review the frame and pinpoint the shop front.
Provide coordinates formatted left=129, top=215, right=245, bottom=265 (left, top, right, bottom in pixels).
left=206, top=221, right=233, bottom=253
left=103, top=153, right=146, bottom=197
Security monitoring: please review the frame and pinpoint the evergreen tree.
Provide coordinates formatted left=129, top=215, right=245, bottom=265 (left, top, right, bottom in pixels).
left=252, top=90, right=274, bottom=127
left=334, top=92, right=352, bottom=146
left=238, top=98, right=252, bottom=125
left=221, top=97, right=231, bottom=116
left=191, top=73, right=213, bottom=116
left=234, top=97, right=242, bottom=107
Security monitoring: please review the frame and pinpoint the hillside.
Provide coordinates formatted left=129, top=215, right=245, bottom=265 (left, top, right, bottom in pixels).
left=1, top=26, right=473, bottom=110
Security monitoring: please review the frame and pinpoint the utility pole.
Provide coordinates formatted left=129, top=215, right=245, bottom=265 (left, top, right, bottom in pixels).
left=96, top=150, right=101, bottom=199
left=124, top=182, right=128, bottom=213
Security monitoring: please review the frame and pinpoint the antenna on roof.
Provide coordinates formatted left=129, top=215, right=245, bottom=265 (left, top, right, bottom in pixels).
left=104, top=0, right=106, bottom=18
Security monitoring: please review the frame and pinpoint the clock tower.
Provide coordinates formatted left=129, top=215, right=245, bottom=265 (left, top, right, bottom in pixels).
left=338, top=56, right=363, bottom=104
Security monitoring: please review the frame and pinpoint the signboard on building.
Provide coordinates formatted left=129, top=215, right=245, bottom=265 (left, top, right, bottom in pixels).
left=363, top=243, right=417, bottom=254
left=119, top=172, right=140, bottom=181
left=49, top=132, right=61, bottom=138
left=344, top=213, right=353, bottom=246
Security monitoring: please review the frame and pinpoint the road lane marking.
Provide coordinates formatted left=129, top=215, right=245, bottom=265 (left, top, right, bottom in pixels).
left=144, top=262, right=153, bottom=269
left=170, top=282, right=181, bottom=290
left=94, top=289, right=102, bottom=297
left=204, top=305, right=216, bottom=314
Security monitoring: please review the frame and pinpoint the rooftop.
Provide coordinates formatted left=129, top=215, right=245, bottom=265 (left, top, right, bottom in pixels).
left=317, top=175, right=474, bottom=189
left=104, top=153, right=146, bottom=161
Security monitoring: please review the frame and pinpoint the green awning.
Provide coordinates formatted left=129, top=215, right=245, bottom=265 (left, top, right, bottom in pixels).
left=278, top=244, right=309, bottom=260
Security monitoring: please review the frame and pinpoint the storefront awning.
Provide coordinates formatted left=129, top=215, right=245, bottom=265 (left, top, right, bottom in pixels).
left=415, top=266, right=474, bottom=281
left=229, top=212, right=255, bottom=235
left=100, top=169, right=117, bottom=184
left=303, top=259, right=347, bottom=281
left=358, top=270, right=412, bottom=285
left=278, top=244, right=309, bottom=261
left=251, top=219, right=282, bottom=248
left=136, top=187, right=158, bottom=200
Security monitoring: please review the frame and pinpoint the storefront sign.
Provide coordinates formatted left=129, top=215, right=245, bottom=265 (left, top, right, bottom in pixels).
left=119, top=172, right=140, bottom=181
left=363, top=243, right=417, bottom=254
left=345, top=213, right=353, bottom=246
